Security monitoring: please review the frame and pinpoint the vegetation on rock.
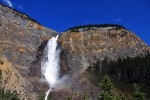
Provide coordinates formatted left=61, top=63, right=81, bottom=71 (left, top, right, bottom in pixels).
left=98, top=75, right=147, bottom=100
left=83, top=92, right=89, bottom=100
left=88, top=53, right=150, bottom=84
left=38, top=92, right=51, bottom=100
left=68, top=24, right=125, bottom=32
left=0, top=88, right=19, bottom=100
left=104, top=53, right=150, bottom=84
left=66, top=96, right=72, bottom=100
left=98, top=74, right=114, bottom=100
left=0, top=2, right=150, bottom=99
left=98, top=74, right=125, bottom=100
left=87, top=53, right=150, bottom=99
left=132, top=84, right=146, bottom=100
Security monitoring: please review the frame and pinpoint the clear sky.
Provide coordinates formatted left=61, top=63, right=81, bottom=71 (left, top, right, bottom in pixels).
left=0, top=0, right=150, bottom=45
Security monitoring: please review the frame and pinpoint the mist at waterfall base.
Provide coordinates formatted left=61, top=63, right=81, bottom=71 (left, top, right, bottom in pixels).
left=41, top=35, right=68, bottom=100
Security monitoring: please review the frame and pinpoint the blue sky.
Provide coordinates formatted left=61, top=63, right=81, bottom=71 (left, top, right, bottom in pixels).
left=0, top=0, right=150, bottom=45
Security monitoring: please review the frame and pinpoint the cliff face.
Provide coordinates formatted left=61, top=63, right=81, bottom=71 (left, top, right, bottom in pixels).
left=0, top=4, right=57, bottom=100
left=0, top=3, right=150, bottom=100
left=59, top=27, right=149, bottom=75
left=57, top=27, right=150, bottom=99
left=0, top=4, right=57, bottom=66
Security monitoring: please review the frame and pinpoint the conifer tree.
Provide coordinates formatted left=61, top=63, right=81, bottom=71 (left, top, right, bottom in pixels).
left=99, top=75, right=114, bottom=100
left=0, top=88, right=19, bottom=100
left=83, top=92, right=89, bottom=100
left=132, top=84, right=146, bottom=100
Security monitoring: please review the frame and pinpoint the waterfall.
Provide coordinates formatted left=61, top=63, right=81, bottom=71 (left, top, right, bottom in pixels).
left=41, top=35, right=60, bottom=100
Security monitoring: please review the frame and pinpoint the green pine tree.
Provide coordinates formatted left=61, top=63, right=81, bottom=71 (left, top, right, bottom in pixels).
left=0, top=88, right=19, bottom=100
left=66, top=96, right=72, bottom=100
left=99, top=75, right=114, bottom=100
left=100, top=75, right=113, bottom=93
left=83, top=92, right=89, bottom=100
left=132, top=84, right=146, bottom=100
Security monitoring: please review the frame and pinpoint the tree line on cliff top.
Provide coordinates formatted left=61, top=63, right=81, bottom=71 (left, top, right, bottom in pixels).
left=68, top=24, right=125, bottom=32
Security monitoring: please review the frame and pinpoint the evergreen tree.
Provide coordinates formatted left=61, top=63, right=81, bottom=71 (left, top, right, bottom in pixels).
left=83, top=92, right=89, bottom=100
left=38, top=93, right=45, bottom=100
left=98, top=75, right=126, bottom=100
left=66, top=96, right=72, bottom=100
left=99, top=75, right=114, bottom=100
left=0, top=88, right=19, bottom=100
left=132, top=84, right=146, bottom=100
left=100, top=75, right=113, bottom=93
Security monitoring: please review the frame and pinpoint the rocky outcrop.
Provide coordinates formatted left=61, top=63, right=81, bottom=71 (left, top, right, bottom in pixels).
left=0, top=4, right=57, bottom=99
left=0, top=57, right=37, bottom=99
left=59, top=27, right=150, bottom=75
left=57, top=27, right=150, bottom=99
left=0, top=4, right=57, bottom=66
left=0, top=3, right=150, bottom=100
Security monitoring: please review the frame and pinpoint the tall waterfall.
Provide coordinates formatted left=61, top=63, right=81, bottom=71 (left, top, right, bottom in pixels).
left=41, top=35, right=60, bottom=100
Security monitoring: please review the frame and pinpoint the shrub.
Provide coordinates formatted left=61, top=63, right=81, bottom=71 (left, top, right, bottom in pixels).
left=0, top=88, right=19, bottom=100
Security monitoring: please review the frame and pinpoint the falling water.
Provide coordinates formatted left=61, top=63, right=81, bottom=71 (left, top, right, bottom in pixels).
left=41, top=35, right=60, bottom=100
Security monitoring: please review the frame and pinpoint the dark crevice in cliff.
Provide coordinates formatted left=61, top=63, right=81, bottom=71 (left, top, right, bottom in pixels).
left=29, top=40, right=48, bottom=77
left=36, top=40, right=48, bottom=62
left=0, top=60, right=3, bottom=65
left=60, top=49, right=70, bottom=76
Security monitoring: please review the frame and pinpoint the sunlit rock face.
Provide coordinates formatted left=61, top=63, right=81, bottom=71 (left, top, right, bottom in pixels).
left=57, top=27, right=150, bottom=99
left=0, top=4, right=57, bottom=66
left=1, top=3, right=150, bottom=100
left=59, top=27, right=150, bottom=75
left=0, top=4, right=57, bottom=100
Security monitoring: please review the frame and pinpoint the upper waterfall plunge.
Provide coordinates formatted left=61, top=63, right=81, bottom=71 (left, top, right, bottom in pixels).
left=41, top=35, right=60, bottom=100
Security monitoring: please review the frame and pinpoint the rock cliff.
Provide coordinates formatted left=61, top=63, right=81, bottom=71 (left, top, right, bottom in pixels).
left=59, top=26, right=150, bottom=75
left=0, top=3, right=150, bottom=100
left=0, top=4, right=57, bottom=100
left=58, top=26, right=150, bottom=99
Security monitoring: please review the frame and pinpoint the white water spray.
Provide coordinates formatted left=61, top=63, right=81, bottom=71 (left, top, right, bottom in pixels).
left=41, top=35, right=60, bottom=100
